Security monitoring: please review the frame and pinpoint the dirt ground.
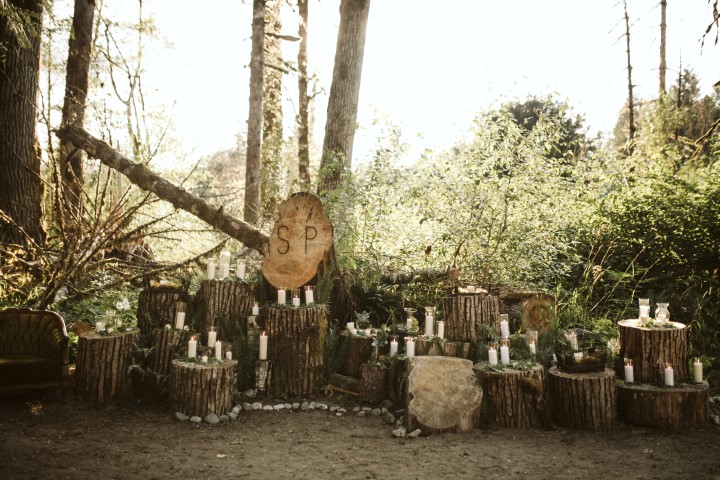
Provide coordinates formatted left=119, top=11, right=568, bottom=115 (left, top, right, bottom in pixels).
left=0, top=389, right=719, bottom=480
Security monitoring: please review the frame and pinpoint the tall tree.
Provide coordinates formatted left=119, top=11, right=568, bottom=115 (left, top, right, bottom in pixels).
left=659, top=0, right=667, bottom=94
left=261, top=0, right=283, bottom=216
left=244, top=0, right=264, bottom=225
left=623, top=0, right=636, bottom=154
left=316, top=0, right=371, bottom=193
left=0, top=0, right=46, bottom=247
left=59, top=0, right=96, bottom=225
left=297, top=0, right=311, bottom=191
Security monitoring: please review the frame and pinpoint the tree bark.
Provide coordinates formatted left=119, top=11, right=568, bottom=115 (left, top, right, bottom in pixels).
left=137, top=286, right=187, bottom=337
left=317, top=0, right=371, bottom=193
left=548, top=366, right=616, bottom=431
left=441, top=293, right=500, bottom=342
left=659, top=0, right=667, bottom=94
left=623, top=0, right=636, bottom=154
left=170, top=359, right=237, bottom=417
left=474, top=363, right=545, bottom=428
left=360, top=363, right=387, bottom=404
left=195, top=279, right=255, bottom=345
left=618, top=319, right=689, bottom=384
left=261, top=0, right=283, bottom=217
left=54, top=124, right=270, bottom=253
left=297, top=0, right=311, bottom=190
left=245, top=0, right=265, bottom=225
left=617, top=381, right=708, bottom=429
left=75, top=329, right=139, bottom=403
left=150, top=328, right=187, bottom=375
left=59, top=0, right=96, bottom=223
left=0, top=0, right=46, bottom=247
left=340, top=334, right=372, bottom=377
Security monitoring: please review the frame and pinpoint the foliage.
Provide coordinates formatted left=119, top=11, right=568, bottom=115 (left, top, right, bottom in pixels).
left=56, top=285, right=138, bottom=326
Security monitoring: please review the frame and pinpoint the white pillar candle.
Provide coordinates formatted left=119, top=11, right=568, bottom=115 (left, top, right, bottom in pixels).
left=488, top=347, right=498, bottom=366
left=207, top=328, right=217, bottom=348
left=693, top=358, right=703, bottom=383
left=95, top=320, right=105, bottom=333
left=500, top=320, right=510, bottom=339
left=219, top=251, right=230, bottom=279
left=226, top=350, right=233, bottom=361
left=664, top=363, right=674, bottom=386
left=207, top=258, right=216, bottom=280
left=188, top=336, right=197, bottom=359
left=236, top=260, right=246, bottom=280
left=292, top=294, right=301, bottom=307
left=259, top=332, right=268, bottom=360
left=277, top=289, right=286, bottom=304
left=500, top=344, right=510, bottom=365
left=406, top=317, right=413, bottom=330
left=529, top=340, right=536, bottom=355
left=215, top=340, right=222, bottom=361
left=390, top=339, right=398, bottom=356
left=437, top=321, right=445, bottom=340
left=346, top=322, right=355, bottom=332
left=349, top=327, right=357, bottom=336
left=567, top=332, right=579, bottom=350
left=175, top=311, right=185, bottom=330
left=467, top=285, right=475, bottom=293
left=424, top=315, right=434, bottom=337
left=405, top=338, right=415, bottom=358
left=304, top=286, right=314, bottom=304
left=252, top=302, right=260, bottom=316
left=201, top=355, right=208, bottom=363
left=624, top=360, right=634, bottom=383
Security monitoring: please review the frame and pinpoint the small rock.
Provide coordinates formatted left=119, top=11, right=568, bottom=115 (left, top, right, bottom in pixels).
left=309, top=402, right=316, bottom=409
left=175, top=412, right=189, bottom=422
left=338, top=408, right=347, bottom=414
left=330, top=406, right=339, bottom=413
left=407, top=429, right=422, bottom=439
left=371, top=408, right=381, bottom=416
left=392, top=428, right=406, bottom=438
left=300, top=402, right=310, bottom=411
left=204, top=413, right=219, bottom=424
left=352, top=406, right=361, bottom=413
left=219, top=415, right=230, bottom=423
left=228, top=412, right=237, bottom=421
left=381, top=407, right=388, bottom=414
left=252, top=402, right=263, bottom=410
left=262, top=405, right=274, bottom=411
left=384, top=412, right=395, bottom=424
left=357, top=411, right=366, bottom=417
left=382, top=399, right=394, bottom=409
left=190, top=416, right=202, bottom=423
left=232, top=405, right=241, bottom=415
left=336, top=412, right=343, bottom=417
left=319, top=403, right=328, bottom=410
left=273, top=404, right=285, bottom=411
left=244, top=389, right=257, bottom=399
left=362, top=407, right=372, bottom=413
left=292, top=402, right=300, bottom=410
left=242, top=402, right=253, bottom=412
left=284, top=403, right=292, bottom=410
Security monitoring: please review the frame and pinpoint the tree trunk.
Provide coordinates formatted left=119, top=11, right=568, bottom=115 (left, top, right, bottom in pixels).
left=328, top=372, right=362, bottom=395
left=59, top=0, right=96, bottom=223
left=0, top=0, right=46, bottom=247
left=150, top=328, right=187, bottom=375
left=548, top=366, right=616, bottom=431
left=137, top=286, right=187, bottom=337
left=441, top=293, right=500, bottom=342
left=169, top=359, right=237, bottom=417
left=317, top=0, right=371, bottom=193
left=659, top=0, right=667, bottom=94
left=54, top=124, right=270, bottom=253
left=297, top=0, right=311, bottom=190
left=261, top=0, right=283, bottom=217
left=617, top=381, right=709, bottom=429
left=474, top=364, right=545, bottom=428
left=340, top=334, right=372, bottom=377
left=195, top=280, right=255, bottom=345
left=264, top=305, right=328, bottom=396
left=245, top=0, right=265, bottom=225
left=618, top=319, right=689, bottom=384
left=415, top=338, right=471, bottom=359
left=360, top=363, right=387, bottom=404
left=75, top=330, right=139, bottom=403
left=623, top=0, right=636, bottom=154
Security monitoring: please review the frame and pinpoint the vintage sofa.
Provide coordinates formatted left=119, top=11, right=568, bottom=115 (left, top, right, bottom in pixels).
left=0, top=308, right=70, bottom=392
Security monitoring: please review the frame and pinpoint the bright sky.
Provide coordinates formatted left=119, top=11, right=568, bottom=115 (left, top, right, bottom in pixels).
left=133, top=0, right=719, bottom=164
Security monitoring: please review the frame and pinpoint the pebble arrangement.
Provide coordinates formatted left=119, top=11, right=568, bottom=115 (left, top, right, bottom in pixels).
left=174, top=389, right=422, bottom=438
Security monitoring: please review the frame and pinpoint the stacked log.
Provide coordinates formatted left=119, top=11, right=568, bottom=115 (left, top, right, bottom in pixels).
left=264, top=305, right=328, bottom=396
left=618, top=319, right=688, bottom=384
left=195, top=280, right=255, bottom=343
left=617, top=382, right=709, bottom=429
left=442, top=294, right=500, bottom=341
left=548, top=366, right=616, bottom=431
left=75, top=330, right=140, bottom=404
left=360, top=363, right=387, bottom=404
left=474, top=363, right=545, bottom=428
left=340, top=335, right=372, bottom=377
left=415, top=338, right=471, bottom=359
left=149, top=328, right=187, bottom=375
left=137, top=287, right=187, bottom=336
left=169, top=360, right=237, bottom=417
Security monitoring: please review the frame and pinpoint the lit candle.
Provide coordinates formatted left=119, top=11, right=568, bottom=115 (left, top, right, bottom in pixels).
left=259, top=332, right=268, bottom=360
left=567, top=331, right=578, bottom=350
left=346, top=322, right=355, bottom=332
left=277, top=288, right=286, bottom=304
left=390, top=338, right=398, bottom=356
left=466, top=285, right=476, bottom=293
left=215, top=340, right=222, bottom=361
left=188, top=336, right=197, bottom=359
left=226, top=350, right=233, bottom=361
left=664, top=363, right=674, bottom=387
left=424, top=307, right=435, bottom=337
left=500, top=314, right=510, bottom=338
left=529, top=340, right=536, bottom=355
left=236, top=260, right=246, bottom=281
left=252, top=302, right=260, bottom=316
left=207, top=327, right=217, bottom=348
left=219, top=251, right=231, bottom=279
left=500, top=340, right=510, bottom=365
left=292, top=288, right=301, bottom=307
left=488, top=344, right=498, bottom=366
left=639, top=298, right=650, bottom=321
left=405, top=337, right=415, bottom=358
left=207, top=258, right=216, bottom=280
left=201, top=355, right=208, bottom=363
left=304, top=285, right=315, bottom=304
left=437, top=321, right=445, bottom=340
left=624, top=359, right=634, bottom=383
left=693, top=357, right=703, bottom=383
left=175, top=311, right=185, bottom=330
left=95, top=320, right=105, bottom=333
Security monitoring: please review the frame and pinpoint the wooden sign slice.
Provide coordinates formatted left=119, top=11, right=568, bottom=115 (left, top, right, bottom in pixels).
left=261, top=192, right=334, bottom=289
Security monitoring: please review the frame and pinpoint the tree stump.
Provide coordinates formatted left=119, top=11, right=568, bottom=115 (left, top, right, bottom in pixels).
left=328, top=373, right=362, bottom=396
left=415, top=338, right=471, bottom=359
left=618, top=319, right=688, bottom=384
left=169, top=359, right=237, bottom=418
left=75, top=329, right=140, bottom=404
left=340, top=334, right=372, bottom=377
left=361, top=363, right=387, bottom=404
left=137, top=286, right=187, bottom=336
left=474, top=363, right=545, bottom=428
left=493, top=287, right=555, bottom=334
left=442, top=294, right=500, bottom=342
left=265, top=305, right=328, bottom=396
left=617, top=382, right=709, bottom=429
left=195, top=280, right=255, bottom=344
left=549, top=366, right=616, bottom=431
left=149, top=328, right=187, bottom=375
left=255, top=360, right=272, bottom=394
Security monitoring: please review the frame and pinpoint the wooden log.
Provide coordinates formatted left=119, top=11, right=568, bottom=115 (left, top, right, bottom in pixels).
left=491, top=287, right=556, bottom=334
left=415, top=338, right=471, bottom=359
left=75, top=329, right=140, bottom=404
left=617, top=381, right=709, bottom=429
left=340, top=334, right=372, bottom=377
left=474, top=363, right=545, bottom=428
left=548, top=366, right=616, bottom=431
left=137, top=287, right=187, bottom=337
left=255, top=360, right=272, bottom=394
left=169, top=359, right=237, bottom=417
left=442, top=294, right=500, bottom=342
left=328, top=372, right=362, bottom=394
left=618, top=319, right=689, bottom=384
left=360, top=363, right=388, bottom=404
left=265, top=305, right=328, bottom=396
left=149, top=328, right=187, bottom=375
left=195, top=280, right=255, bottom=344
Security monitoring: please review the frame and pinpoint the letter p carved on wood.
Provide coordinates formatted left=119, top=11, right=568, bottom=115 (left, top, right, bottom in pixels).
left=305, top=226, right=317, bottom=254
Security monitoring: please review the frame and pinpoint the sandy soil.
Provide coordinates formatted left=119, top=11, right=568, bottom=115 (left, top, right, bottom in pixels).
left=1, top=390, right=719, bottom=480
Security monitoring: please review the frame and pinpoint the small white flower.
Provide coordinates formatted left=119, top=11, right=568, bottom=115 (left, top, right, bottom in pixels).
left=183, top=325, right=189, bottom=331
left=165, top=324, right=171, bottom=330
left=107, top=327, right=114, bottom=334
left=115, top=298, right=131, bottom=311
